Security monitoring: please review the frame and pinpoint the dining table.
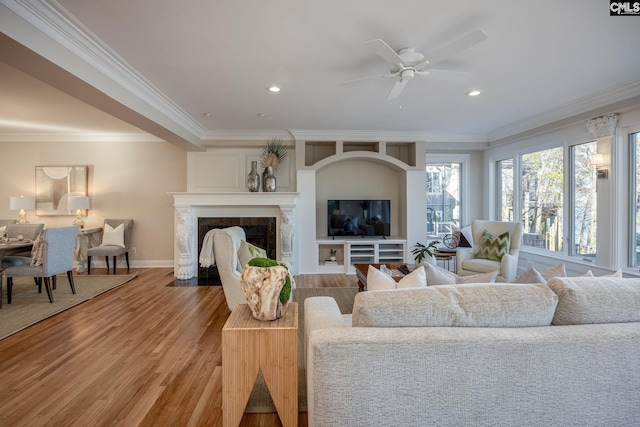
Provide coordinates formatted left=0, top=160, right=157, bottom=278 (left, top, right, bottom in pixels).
left=0, top=239, right=34, bottom=309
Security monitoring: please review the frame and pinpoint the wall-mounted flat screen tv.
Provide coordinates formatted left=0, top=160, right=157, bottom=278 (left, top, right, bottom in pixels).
left=328, top=200, right=391, bottom=237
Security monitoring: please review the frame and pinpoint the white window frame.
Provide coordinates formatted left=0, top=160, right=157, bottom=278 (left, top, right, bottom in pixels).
left=425, top=153, right=470, bottom=237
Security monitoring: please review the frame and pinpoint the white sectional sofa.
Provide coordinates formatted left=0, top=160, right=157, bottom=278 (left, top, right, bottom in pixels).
left=304, top=277, right=640, bottom=427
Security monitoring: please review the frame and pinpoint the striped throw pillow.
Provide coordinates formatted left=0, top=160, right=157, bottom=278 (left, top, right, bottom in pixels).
left=476, top=229, right=510, bottom=262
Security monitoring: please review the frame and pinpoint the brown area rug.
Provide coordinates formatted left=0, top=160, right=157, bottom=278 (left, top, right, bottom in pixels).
left=246, top=286, right=358, bottom=413
left=0, top=272, right=139, bottom=340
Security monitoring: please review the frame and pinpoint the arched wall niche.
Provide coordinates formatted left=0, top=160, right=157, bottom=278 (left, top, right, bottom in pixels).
left=314, top=155, right=407, bottom=238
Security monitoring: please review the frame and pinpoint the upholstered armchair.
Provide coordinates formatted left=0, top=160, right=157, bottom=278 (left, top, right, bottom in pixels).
left=87, top=219, right=133, bottom=274
left=456, top=220, right=523, bottom=282
left=2, top=223, right=45, bottom=266
left=210, top=226, right=247, bottom=311
left=4, top=226, right=79, bottom=304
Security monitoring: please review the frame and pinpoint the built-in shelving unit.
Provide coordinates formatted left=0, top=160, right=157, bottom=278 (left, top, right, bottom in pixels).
left=302, top=140, right=417, bottom=168
left=317, top=239, right=406, bottom=273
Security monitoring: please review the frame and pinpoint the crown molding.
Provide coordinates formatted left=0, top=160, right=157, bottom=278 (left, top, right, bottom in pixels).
left=0, top=131, right=162, bottom=143
left=1, top=0, right=207, bottom=140
left=287, top=129, right=489, bottom=144
left=488, top=79, right=640, bottom=142
left=201, top=129, right=295, bottom=144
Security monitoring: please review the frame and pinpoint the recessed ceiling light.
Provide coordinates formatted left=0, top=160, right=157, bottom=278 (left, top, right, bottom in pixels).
left=267, top=86, right=281, bottom=93
left=466, top=90, right=481, bottom=97
left=257, top=113, right=266, bottom=117
left=202, top=112, right=213, bottom=117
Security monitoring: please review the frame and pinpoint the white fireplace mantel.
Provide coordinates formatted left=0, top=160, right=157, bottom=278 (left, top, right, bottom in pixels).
left=170, top=192, right=299, bottom=279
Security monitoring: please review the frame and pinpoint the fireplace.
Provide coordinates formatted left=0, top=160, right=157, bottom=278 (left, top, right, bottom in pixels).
left=170, top=192, right=299, bottom=280
left=197, top=217, right=277, bottom=285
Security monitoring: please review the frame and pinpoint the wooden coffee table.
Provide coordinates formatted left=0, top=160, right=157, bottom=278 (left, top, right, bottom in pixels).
left=354, top=263, right=407, bottom=292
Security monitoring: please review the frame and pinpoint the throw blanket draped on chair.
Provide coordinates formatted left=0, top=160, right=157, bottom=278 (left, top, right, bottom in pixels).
left=199, top=228, right=219, bottom=268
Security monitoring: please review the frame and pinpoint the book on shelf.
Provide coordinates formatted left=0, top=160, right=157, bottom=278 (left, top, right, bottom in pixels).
left=324, top=260, right=338, bottom=265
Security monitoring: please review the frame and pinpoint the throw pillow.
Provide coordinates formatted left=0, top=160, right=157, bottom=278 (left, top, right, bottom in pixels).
left=425, top=263, right=498, bottom=285
left=366, top=265, right=397, bottom=291
left=603, top=269, right=623, bottom=277
left=425, top=263, right=458, bottom=285
left=475, top=229, right=510, bottom=262
left=396, top=266, right=427, bottom=289
left=513, top=267, right=547, bottom=284
left=29, top=229, right=46, bottom=267
left=367, top=265, right=427, bottom=290
left=540, top=263, right=566, bottom=281
left=101, top=223, right=125, bottom=247
left=581, top=270, right=594, bottom=277
left=237, top=240, right=267, bottom=268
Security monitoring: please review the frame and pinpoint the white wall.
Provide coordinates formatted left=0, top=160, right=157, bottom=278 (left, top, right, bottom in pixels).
left=0, top=138, right=187, bottom=267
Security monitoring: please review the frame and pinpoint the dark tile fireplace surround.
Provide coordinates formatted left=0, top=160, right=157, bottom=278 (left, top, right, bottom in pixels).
left=197, top=217, right=277, bottom=285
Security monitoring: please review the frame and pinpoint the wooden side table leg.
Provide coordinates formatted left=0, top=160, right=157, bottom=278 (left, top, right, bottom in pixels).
left=260, top=327, right=298, bottom=427
left=222, top=329, right=260, bottom=427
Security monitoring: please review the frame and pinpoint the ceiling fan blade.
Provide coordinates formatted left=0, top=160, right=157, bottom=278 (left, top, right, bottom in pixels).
left=418, top=30, right=488, bottom=67
left=387, top=79, right=409, bottom=100
left=338, top=72, right=398, bottom=86
left=415, top=69, right=473, bottom=82
left=365, top=39, right=406, bottom=66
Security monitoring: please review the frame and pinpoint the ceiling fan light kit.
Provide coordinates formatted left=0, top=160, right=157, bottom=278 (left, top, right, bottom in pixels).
left=341, top=30, right=488, bottom=100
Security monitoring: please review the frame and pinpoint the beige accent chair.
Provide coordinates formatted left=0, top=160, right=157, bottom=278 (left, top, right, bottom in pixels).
left=87, top=219, right=133, bottom=274
left=456, top=220, right=523, bottom=282
left=211, top=226, right=247, bottom=311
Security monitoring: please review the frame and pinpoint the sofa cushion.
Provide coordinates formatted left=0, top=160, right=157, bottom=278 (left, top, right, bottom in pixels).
left=461, top=257, right=501, bottom=274
left=547, top=277, right=640, bottom=325
left=352, top=284, right=558, bottom=328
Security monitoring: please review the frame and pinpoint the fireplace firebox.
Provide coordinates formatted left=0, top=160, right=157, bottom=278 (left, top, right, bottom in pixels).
left=197, top=217, right=277, bottom=285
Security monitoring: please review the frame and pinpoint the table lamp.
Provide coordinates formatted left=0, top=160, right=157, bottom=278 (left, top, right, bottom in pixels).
left=9, top=196, right=35, bottom=224
left=68, top=196, right=90, bottom=228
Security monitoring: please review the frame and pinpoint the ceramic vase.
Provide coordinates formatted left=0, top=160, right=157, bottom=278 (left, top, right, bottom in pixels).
left=240, top=265, right=289, bottom=321
left=263, top=166, right=276, bottom=192
left=247, top=161, right=260, bottom=192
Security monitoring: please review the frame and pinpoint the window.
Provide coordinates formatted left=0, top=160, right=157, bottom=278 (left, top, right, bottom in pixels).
left=631, top=132, right=640, bottom=267
left=426, top=155, right=468, bottom=238
left=521, top=147, right=564, bottom=252
left=497, top=158, right=514, bottom=222
left=569, top=141, right=598, bottom=258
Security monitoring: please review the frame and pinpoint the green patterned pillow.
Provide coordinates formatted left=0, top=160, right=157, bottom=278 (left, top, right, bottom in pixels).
left=475, top=229, right=510, bottom=262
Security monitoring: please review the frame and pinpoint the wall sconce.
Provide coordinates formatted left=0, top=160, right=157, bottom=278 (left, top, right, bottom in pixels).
left=9, top=196, right=36, bottom=224
left=590, top=153, right=608, bottom=179
left=68, top=196, right=90, bottom=228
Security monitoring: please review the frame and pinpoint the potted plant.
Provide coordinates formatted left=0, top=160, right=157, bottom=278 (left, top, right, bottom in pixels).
left=240, top=257, right=293, bottom=321
left=329, top=248, right=337, bottom=261
left=411, top=240, right=439, bottom=266
left=260, top=138, right=288, bottom=192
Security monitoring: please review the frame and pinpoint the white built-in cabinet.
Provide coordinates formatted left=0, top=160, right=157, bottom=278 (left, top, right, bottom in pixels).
left=317, top=239, right=406, bottom=274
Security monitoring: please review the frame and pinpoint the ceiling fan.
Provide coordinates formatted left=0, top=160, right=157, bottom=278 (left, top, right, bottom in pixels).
left=340, top=30, right=487, bottom=100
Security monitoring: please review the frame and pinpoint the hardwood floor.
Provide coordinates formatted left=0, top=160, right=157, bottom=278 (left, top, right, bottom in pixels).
left=0, top=268, right=356, bottom=427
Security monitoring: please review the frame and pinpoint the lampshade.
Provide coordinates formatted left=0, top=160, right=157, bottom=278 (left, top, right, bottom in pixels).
left=590, top=153, right=604, bottom=166
left=9, top=196, right=35, bottom=210
left=68, top=196, right=90, bottom=211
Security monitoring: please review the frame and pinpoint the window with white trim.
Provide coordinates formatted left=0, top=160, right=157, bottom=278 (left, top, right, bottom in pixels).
left=426, top=154, right=469, bottom=238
